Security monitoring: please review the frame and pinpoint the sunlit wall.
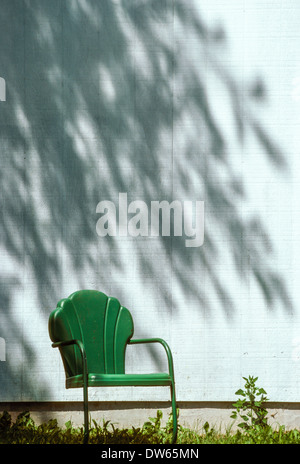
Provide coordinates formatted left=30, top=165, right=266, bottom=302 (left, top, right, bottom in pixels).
left=0, top=0, right=300, bottom=404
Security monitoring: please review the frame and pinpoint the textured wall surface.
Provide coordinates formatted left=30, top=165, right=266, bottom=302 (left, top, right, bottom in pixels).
left=0, top=0, right=300, bottom=405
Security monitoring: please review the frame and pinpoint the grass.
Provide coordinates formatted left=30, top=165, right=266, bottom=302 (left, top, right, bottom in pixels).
left=1, top=409, right=300, bottom=444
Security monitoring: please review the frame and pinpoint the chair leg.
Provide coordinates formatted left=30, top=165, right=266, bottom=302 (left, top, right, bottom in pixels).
left=83, top=379, right=89, bottom=444
left=171, top=382, right=177, bottom=444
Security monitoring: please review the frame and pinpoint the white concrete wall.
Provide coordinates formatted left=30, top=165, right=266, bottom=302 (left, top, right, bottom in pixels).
left=0, top=0, right=300, bottom=408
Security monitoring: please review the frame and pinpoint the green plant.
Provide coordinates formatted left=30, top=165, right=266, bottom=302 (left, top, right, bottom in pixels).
left=1, top=402, right=300, bottom=444
left=231, top=375, right=269, bottom=430
left=142, top=409, right=177, bottom=444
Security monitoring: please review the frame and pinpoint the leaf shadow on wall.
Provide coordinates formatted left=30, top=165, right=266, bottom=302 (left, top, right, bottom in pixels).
left=0, top=0, right=293, bottom=399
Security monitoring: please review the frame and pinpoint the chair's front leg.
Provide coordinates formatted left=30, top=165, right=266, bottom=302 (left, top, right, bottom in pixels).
left=171, top=381, right=177, bottom=444
left=82, top=364, right=89, bottom=444
left=129, top=338, right=178, bottom=443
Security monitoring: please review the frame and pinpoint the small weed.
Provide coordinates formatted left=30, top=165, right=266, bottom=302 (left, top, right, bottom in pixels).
left=231, top=375, right=269, bottom=430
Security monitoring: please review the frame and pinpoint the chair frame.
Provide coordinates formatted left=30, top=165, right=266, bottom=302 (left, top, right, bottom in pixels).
left=52, top=336, right=177, bottom=444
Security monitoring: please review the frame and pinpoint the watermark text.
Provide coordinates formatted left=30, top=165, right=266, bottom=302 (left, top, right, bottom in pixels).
left=0, top=337, right=5, bottom=361
left=0, top=77, right=6, bottom=101
left=96, top=193, right=204, bottom=248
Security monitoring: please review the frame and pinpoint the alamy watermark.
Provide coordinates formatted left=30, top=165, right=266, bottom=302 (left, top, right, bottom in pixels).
left=0, top=77, right=6, bottom=101
left=96, top=193, right=204, bottom=247
left=0, top=338, right=5, bottom=361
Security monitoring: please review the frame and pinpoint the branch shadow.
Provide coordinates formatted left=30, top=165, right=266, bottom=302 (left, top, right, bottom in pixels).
left=0, top=0, right=293, bottom=397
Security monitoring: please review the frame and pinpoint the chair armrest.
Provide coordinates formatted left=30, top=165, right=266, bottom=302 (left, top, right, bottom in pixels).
left=52, top=338, right=85, bottom=351
left=52, top=339, right=88, bottom=383
left=128, top=338, right=175, bottom=381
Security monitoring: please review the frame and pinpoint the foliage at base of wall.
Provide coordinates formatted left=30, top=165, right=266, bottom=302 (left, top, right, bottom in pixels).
left=1, top=409, right=300, bottom=444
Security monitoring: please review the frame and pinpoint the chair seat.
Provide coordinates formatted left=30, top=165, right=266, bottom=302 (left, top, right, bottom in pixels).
left=66, top=372, right=172, bottom=388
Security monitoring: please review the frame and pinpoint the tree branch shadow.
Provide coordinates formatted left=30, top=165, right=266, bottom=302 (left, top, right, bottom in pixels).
left=0, top=0, right=293, bottom=396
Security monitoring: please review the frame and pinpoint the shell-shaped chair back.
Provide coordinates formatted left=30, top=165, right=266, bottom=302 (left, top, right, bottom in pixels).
left=48, top=290, right=134, bottom=378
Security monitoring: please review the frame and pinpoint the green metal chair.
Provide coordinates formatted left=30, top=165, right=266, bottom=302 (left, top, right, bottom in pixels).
left=48, top=289, right=177, bottom=444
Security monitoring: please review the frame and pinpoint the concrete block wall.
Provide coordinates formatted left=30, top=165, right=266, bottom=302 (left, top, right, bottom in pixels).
left=0, top=0, right=300, bottom=428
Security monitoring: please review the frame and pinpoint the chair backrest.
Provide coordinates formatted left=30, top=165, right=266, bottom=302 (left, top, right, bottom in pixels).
left=48, top=290, right=134, bottom=378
